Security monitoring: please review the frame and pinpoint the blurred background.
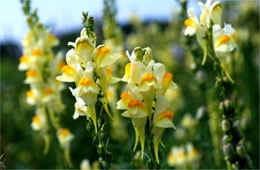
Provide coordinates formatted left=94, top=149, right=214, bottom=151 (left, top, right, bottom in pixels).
left=1, top=0, right=259, bottom=169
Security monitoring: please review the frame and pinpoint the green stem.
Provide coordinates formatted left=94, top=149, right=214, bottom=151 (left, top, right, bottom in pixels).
left=207, top=26, right=253, bottom=169
left=146, top=105, right=159, bottom=169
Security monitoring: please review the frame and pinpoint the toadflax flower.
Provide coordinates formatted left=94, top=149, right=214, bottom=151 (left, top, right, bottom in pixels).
left=184, top=8, right=208, bottom=65
left=199, top=0, right=223, bottom=28
left=168, top=143, right=198, bottom=167
left=56, top=27, right=120, bottom=132
left=117, top=47, right=177, bottom=164
left=184, top=0, right=224, bottom=65
left=152, top=95, right=176, bottom=163
left=117, top=89, right=148, bottom=157
left=213, top=24, right=237, bottom=53
left=57, top=128, right=74, bottom=149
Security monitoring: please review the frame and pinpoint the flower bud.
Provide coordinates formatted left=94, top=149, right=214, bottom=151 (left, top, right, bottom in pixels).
left=223, top=143, right=235, bottom=162
left=133, top=47, right=143, bottom=62
left=97, top=144, right=103, bottom=154
left=236, top=143, right=246, bottom=158
left=196, top=106, right=207, bottom=120
left=222, top=119, right=231, bottom=132
left=222, top=135, right=229, bottom=145
left=224, top=99, right=232, bottom=109
left=142, top=47, right=153, bottom=65
left=195, top=71, right=207, bottom=85
left=219, top=101, right=224, bottom=110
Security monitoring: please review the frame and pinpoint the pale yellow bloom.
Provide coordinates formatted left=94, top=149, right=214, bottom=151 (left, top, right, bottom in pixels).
left=57, top=128, right=74, bottom=148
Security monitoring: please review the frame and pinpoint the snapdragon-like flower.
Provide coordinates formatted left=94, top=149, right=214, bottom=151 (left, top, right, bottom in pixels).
left=168, top=143, right=198, bottom=167
left=199, top=0, right=222, bottom=28
left=117, top=47, right=177, bottom=164
left=184, top=9, right=208, bottom=65
left=57, top=128, right=74, bottom=149
left=213, top=24, right=237, bottom=53
left=184, top=0, right=238, bottom=66
left=57, top=27, right=120, bottom=132
left=153, top=95, right=176, bottom=163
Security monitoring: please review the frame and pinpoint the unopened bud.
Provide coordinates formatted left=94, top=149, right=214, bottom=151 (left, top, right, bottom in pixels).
left=223, top=143, right=235, bottom=162
left=222, top=135, right=229, bottom=145
left=222, top=119, right=231, bottom=132
left=195, top=71, right=207, bottom=85
left=196, top=106, right=207, bottom=120
left=224, top=100, right=232, bottom=109
left=219, top=102, right=224, bottom=110
left=142, top=47, right=153, bottom=65
left=133, top=47, right=143, bottom=61
left=236, top=143, right=246, bottom=158
left=97, top=144, right=103, bottom=154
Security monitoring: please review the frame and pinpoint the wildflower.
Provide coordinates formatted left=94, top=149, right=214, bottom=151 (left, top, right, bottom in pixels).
left=57, top=128, right=74, bottom=148
left=184, top=8, right=208, bottom=65
left=118, top=47, right=178, bottom=164
left=168, top=143, right=198, bottom=167
left=199, top=0, right=223, bottom=28
left=213, top=24, right=237, bottom=53
left=117, top=89, right=148, bottom=157
left=31, top=114, right=46, bottom=131
left=152, top=95, right=176, bottom=163
left=80, top=159, right=91, bottom=170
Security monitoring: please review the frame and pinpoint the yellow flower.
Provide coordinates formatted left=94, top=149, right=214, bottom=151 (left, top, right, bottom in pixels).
left=213, top=24, right=237, bottom=53
left=31, top=115, right=45, bottom=130
left=199, top=0, right=222, bottom=28
left=184, top=8, right=208, bottom=65
left=152, top=95, right=176, bottom=163
left=57, top=128, right=74, bottom=148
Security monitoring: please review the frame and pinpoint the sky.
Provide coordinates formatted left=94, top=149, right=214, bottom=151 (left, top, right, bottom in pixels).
left=0, top=0, right=199, bottom=43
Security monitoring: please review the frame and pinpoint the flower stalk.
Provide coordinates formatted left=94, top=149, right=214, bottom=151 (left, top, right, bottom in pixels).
left=184, top=0, right=253, bottom=168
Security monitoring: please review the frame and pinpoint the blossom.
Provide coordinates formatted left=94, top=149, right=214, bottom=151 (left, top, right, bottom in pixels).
left=184, top=8, right=208, bottom=65
left=57, top=128, right=74, bottom=148
left=213, top=24, right=237, bottom=53
left=56, top=27, right=121, bottom=134
left=117, top=89, right=148, bottom=157
left=199, top=0, right=222, bottom=28
left=168, top=143, right=199, bottom=167
left=118, top=47, right=178, bottom=163
left=80, top=159, right=91, bottom=170
left=152, top=95, right=176, bottom=163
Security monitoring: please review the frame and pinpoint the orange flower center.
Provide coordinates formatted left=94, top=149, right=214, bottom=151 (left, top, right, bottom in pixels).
left=31, top=48, right=43, bottom=56
left=157, top=110, right=175, bottom=121
left=26, top=70, right=37, bottom=77
left=20, top=56, right=29, bottom=63
left=32, top=115, right=41, bottom=124
left=184, top=19, right=195, bottom=27
left=44, top=88, right=54, bottom=95
left=128, top=99, right=143, bottom=108
left=78, top=78, right=95, bottom=87
left=60, top=128, right=70, bottom=138
left=163, top=73, right=173, bottom=88
left=58, top=61, right=66, bottom=68
left=140, top=73, right=157, bottom=85
left=106, top=68, right=112, bottom=75
left=97, top=45, right=110, bottom=56
left=120, top=92, right=132, bottom=102
left=216, top=35, right=230, bottom=47
left=61, top=65, right=76, bottom=75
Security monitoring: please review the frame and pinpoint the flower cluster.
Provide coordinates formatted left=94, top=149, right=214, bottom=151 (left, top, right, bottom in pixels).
left=184, top=0, right=237, bottom=65
left=19, top=22, right=67, bottom=136
left=56, top=27, right=120, bottom=132
left=117, top=47, right=178, bottom=163
left=168, top=143, right=199, bottom=167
